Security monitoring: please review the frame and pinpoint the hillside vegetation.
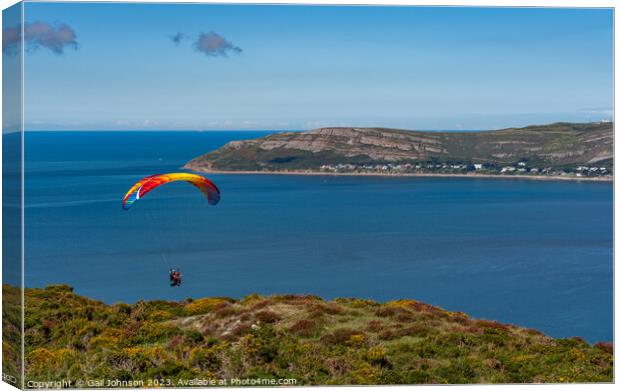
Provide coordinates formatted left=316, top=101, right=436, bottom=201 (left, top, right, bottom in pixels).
left=2, top=285, right=22, bottom=386
left=185, top=122, right=613, bottom=175
left=4, top=284, right=613, bottom=386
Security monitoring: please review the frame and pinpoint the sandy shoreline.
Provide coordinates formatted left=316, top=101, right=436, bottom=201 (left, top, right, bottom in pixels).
left=185, top=166, right=613, bottom=183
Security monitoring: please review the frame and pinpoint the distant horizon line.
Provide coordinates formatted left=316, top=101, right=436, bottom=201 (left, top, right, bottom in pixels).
left=11, top=120, right=613, bottom=134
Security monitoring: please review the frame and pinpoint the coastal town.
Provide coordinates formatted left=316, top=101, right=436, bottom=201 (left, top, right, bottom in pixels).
left=318, top=161, right=613, bottom=179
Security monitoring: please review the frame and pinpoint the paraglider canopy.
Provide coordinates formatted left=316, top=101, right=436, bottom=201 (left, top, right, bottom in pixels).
left=122, top=172, right=221, bottom=211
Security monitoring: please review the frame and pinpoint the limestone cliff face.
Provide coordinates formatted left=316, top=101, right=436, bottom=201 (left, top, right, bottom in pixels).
left=214, top=128, right=445, bottom=161
left=185, top=122, right=613, bottom=172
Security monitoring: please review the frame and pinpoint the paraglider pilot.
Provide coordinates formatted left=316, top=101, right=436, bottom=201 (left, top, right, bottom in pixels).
left=170, top=268, right=182, bottom=287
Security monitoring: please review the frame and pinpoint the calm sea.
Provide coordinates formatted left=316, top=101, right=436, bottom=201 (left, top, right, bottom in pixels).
left=23, top=131, right=613, bottom=342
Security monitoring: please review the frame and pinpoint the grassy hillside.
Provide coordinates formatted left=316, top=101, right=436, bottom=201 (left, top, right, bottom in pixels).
left=2, top=285, right=22, bottom=386
left=4, top=284, right=613, bottom=386
left=186, top=122, right=613, bottom=175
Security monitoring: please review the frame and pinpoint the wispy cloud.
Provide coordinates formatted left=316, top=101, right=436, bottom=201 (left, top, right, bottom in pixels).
left=194, top=31, right=242, bottom=57
left=3, top=22, right=78, bottom=55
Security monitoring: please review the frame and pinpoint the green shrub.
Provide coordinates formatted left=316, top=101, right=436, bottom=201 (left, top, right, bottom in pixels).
left=131, top=322, right=180, bottom=344
left=44, top=284, right=74, bottom=294
left=189, top=345, right=223, bottom=372
left=184, top=330, right=204, bottom=344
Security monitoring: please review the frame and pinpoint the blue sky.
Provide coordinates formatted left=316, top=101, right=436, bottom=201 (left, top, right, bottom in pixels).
left=18, top=3, right=614, bottom=130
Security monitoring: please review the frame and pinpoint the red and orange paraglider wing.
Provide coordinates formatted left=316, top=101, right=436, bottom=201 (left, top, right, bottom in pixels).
left=121, top=174, right=159, bottom=210
left=122, top=173, right=220, bottom=210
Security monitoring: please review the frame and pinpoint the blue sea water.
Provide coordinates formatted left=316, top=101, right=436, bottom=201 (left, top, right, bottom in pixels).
left=23, top=131, right=613, bottom=343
